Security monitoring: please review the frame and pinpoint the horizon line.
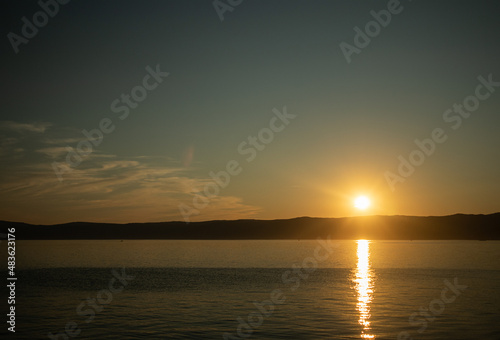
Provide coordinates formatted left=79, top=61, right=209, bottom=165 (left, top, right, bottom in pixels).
left=2, top=212, right=499, bottom=226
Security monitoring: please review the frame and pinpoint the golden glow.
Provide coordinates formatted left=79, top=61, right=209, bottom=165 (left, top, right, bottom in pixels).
left=354, top=240, right=375, bottom=338
left=354, top=196, right=371, bottom=210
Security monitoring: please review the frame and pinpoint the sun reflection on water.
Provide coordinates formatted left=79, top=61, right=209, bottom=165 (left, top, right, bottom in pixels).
left=354, top=240, right=375, bottom=339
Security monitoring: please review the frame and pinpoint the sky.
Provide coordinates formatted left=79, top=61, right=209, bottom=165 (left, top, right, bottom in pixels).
left=1, top=0, right=499, bottom=224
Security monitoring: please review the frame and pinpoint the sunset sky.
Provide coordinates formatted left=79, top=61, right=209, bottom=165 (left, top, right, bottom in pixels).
left=1, top=0, right=499, bottom=224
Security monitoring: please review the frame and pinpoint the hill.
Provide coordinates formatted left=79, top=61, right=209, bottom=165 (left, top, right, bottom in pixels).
left=1, top=213, right=500, bottom=240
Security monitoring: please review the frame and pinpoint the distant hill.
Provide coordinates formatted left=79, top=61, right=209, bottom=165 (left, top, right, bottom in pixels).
left=1, top=213, right=500, bottom=240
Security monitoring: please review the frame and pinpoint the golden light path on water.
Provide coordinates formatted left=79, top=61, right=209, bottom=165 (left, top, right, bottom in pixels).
left=354, top=240, right=375, bottom=339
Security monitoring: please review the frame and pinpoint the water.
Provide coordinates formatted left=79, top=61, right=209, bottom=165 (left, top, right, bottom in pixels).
left=1, top=240, right=500, bottom=339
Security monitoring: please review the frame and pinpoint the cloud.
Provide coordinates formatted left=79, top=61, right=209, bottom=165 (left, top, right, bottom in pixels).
left=0, top=137, right=21, bottom=156
left=41, top=137, right=82, bottom=145
left=35, top=147, right=68, bottom=159
left=0, top=122, right=260, bottom=224
left=0, top=154, right=260, bottom=224
left=0, top=121, right=52, bottom=133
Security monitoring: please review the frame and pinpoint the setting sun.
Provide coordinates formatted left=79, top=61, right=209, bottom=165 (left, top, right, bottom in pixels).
left=354, top=196, right=371, bottom=210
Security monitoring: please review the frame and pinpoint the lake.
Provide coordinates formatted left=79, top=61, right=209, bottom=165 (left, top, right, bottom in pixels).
left=1, top=240, right=500, bottom=339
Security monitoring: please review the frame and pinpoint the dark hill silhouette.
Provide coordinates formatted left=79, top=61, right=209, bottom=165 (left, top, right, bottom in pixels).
left=1, top=213, right=500, bottom=240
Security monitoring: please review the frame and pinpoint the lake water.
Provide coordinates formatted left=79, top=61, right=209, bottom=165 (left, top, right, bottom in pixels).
left=1, top=240, right=500, bottom=339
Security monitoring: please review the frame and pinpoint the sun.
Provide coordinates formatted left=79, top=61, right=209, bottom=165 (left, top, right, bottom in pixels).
left=354, top=195, right=371, bottom=210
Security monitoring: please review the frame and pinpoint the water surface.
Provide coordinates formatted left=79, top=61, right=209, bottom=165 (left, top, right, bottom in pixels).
left=1, top=240, right=499, bottom=339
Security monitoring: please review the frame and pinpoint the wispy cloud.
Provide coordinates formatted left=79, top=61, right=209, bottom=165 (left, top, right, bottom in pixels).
left=35, top=147, right=68, bottom=159
left=0, top=121, right=52, bottom=133
left=0, top=137, right=22, bottom=156
left=0, top=121, right=260, bottom=224
left=41, top=137, right=82, bottom=145
left=0, top=154, right=260, bottom=224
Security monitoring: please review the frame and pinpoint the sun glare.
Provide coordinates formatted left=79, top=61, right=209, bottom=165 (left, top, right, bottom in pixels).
left=354, top=195, right=371, bottom=210
left=354, top=240, right=375, bottom=338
